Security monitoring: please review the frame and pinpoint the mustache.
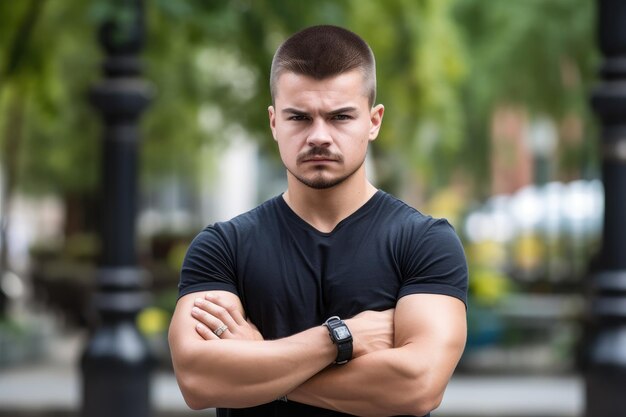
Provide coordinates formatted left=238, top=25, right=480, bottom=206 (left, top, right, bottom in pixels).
left=297, top=147, right=343, bottom=164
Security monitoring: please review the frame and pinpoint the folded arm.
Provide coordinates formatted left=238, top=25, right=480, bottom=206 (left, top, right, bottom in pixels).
left=185, top=291, right=466, bottom=416
left=289, top=293, right=467, bottom=416
left=168, top=291, right=337, bottom=409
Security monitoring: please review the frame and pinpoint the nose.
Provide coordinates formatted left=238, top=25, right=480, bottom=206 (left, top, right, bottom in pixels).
left=306, top=119, right=332, bottom=147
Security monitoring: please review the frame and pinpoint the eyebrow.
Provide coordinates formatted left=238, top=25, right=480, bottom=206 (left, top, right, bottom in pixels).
left=328, top=106, right=359, bottom=116
left=281, top=106, right=359, bottom=116
left=282, top=108, right=309, bottom=116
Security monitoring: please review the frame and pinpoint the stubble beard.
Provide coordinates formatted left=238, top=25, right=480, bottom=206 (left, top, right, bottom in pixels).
left=287, top=160, right=364, bottom=190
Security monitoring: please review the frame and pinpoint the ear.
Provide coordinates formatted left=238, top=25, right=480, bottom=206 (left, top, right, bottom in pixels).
left=268, top=105, right=278, bottom=141
left=368, top=104, right=384, bottom=141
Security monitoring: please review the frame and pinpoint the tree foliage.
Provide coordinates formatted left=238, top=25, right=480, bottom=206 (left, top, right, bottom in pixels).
left=348, top=0, right=468, bottom=192
left=454, top=0, right=598, bottom=194
left=0, top=0, right=598, bottom=203
left=1, top=1, right=100, bottom=194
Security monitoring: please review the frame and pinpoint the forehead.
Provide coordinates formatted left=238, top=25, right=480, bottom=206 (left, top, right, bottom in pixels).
left=273, top=70, right=369, bottom=109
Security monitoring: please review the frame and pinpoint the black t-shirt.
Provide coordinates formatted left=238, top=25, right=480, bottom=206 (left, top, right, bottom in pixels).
left=179, top=190, right=468, bottom=417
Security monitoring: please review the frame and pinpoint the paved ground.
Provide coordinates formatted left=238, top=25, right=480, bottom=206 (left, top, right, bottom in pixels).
left=0, top=331, right=584, bottom=417
left=0, top=365, right=583, bottom=417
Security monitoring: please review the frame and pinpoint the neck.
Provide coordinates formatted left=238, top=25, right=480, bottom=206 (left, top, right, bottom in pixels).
left=283, top=170, right=377, bottom=233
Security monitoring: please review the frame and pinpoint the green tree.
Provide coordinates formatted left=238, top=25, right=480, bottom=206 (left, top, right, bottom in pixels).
left=454, top=0, right=598, bottom=196
left=349, top=0, right=467, bottom=196
left=0, top=0, right=599, bottom=235
left=0, top=0, right=70, bottom=312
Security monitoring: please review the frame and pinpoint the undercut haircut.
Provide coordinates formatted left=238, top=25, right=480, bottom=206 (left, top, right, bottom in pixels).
left=270, top=25, right=377, bottom=107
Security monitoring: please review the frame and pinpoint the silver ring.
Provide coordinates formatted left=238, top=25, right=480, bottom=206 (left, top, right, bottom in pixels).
left=214, top=324, right=228, bottom=337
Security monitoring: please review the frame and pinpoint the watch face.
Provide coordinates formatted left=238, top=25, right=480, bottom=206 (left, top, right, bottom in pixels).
left=333, top=326, right=351, bottom=340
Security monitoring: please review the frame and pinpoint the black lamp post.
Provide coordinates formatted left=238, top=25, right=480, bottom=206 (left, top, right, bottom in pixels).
left=584, top=1, right=626, bottom=416
left=80, top=1, right=154, bottom=416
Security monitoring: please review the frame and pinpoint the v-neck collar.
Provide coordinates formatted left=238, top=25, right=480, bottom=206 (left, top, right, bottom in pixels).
left=277, top=190, right=384, bottom=236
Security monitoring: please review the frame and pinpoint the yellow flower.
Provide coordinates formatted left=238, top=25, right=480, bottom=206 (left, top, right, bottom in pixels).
left=137, top=307, right=170, bottom=336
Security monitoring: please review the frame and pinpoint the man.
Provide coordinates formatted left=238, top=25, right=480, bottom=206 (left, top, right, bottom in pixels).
left=168, top=25, right=468, bottom=417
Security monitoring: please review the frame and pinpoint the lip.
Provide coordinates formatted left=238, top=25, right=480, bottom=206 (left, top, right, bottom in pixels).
left=302, top=158, right=337, bottom=163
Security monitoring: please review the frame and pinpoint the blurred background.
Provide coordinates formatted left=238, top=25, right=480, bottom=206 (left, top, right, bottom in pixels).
left=0, top=0, right=607, bottom=416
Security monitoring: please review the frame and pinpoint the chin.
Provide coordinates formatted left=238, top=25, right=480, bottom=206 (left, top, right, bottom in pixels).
left=300, top=175, right=348, bottom=190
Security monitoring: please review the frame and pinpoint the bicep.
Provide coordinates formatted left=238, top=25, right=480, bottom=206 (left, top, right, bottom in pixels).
left=169, top=291, right=245, bottom=353
left=394, top=293, right=467, bottom=382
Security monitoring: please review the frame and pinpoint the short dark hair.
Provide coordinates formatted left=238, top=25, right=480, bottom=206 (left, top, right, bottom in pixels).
left=270, top=25, right=377, bottom=106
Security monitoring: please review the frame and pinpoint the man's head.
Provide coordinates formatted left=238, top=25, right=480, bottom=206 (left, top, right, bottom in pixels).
left=270, top=25, right=377, bottom=107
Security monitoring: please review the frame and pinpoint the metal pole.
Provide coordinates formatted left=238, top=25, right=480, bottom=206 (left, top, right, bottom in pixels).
left=584, top=1, right=626, bottom=416
left=80, top=1, right=153, bottom=416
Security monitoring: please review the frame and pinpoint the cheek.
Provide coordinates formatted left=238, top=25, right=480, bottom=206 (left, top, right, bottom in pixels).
left=276, top=139, right=299, bottom=163
left=347, top=126, right=371, bottom=149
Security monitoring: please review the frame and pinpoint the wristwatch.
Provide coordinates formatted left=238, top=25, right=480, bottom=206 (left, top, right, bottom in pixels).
left=324, top=316, right=353, bottom=365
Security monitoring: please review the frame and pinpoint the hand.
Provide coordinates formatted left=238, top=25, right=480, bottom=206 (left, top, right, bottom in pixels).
left=191, top=293, right=264, bottom=341
left=345, top=309, right=394, bottom=358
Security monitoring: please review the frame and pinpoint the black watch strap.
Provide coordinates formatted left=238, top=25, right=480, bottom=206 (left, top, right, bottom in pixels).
left=324, top=316, right=353, bottom=365
left=335, top=337, right=353, bottom=364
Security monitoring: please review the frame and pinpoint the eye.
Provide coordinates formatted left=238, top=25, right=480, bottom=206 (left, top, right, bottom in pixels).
left=288, top=115, right=310, bottom=121
left=332, top=114, right=353, bottom=121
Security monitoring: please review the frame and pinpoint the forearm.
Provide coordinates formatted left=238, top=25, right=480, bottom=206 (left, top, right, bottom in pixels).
left=289, top=295, right=467, bottom=416
left=288, top=345, right=441, bottom=417
left=170, top=325, right=335, bottom=409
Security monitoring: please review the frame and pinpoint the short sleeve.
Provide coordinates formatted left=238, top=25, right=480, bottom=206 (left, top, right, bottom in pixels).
left=177, top=226, right=239, bottom=299
left=397, top=218, right=468, bottom=307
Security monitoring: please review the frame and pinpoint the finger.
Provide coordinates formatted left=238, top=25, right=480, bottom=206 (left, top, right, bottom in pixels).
left=191, top=305, right=225, bottom=331
left=204, top=292, right=246, bottom=326
left=192, top=308, right=233, bottom=339
left=195, top=322, right=218, bottom=340
left=229, top=309, right=248, bottom=326
left=203, top=293, right=247, bottom=326
left=247, top=318, right=260, bottom=331
left=196, top=297, right=239, bottom=329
